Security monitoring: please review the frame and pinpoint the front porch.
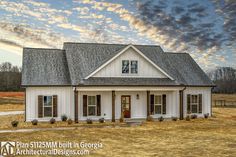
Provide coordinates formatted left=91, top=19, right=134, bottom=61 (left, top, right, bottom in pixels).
left=74, top=86, right=183, bottom=121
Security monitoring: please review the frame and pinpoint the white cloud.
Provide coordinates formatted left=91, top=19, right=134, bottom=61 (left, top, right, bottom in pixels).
left=73, top=7, right=89, bottom=15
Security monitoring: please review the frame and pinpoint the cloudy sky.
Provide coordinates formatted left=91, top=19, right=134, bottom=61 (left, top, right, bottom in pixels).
left=0, top=0, right=235, bottom=71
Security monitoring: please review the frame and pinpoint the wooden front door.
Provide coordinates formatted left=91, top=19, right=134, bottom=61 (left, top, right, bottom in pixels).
left=121, top=95, right=131, bottom=118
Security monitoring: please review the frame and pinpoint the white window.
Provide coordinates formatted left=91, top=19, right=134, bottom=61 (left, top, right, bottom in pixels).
left=88, top=96, right=96, bottom=116
left=43, top=96, right=53, bottom=117
left=122, top=60, right=129, bottom=74
left=131, top=60, right=138, bottom=74
left=154, top=95, right=162, bottom=114
left=122, top=60, right=138, bottom=74
left=190, top=95, right=199, bottom=113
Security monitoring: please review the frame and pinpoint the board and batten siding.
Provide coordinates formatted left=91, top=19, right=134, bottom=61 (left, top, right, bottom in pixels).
left=25, top=87, right=211, bottom=121
left=25, top=87, right=74, bottom=121
left=149, top=91, right=179, bottom=118
left=78, top=90, right=180, bottom=120
left=92, top=48, right=168, bottom=78
left=183, top=87, right=211, bottom=117
left=78, top=91, right=112, bottom=120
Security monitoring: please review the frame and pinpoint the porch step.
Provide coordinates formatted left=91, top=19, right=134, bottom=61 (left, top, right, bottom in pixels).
left=125, top=121, right=143, bottom=126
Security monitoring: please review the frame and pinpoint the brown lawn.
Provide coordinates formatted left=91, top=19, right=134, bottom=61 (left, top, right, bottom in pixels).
left=0, top=92, right=24, bottom=111
left=212, top=93, right=236, bottom=107
left=212, top=93, right=236, bottom=101
left=0, top=108, right=235, bottom=157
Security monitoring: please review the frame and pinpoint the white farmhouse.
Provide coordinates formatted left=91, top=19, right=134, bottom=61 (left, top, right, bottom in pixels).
left=22, top=43, right=214, bottom=122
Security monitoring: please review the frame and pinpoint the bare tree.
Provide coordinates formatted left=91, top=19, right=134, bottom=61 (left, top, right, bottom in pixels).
left=0, top=62, right=22, bottom=91
left=208, top=67, right=236, bottom=93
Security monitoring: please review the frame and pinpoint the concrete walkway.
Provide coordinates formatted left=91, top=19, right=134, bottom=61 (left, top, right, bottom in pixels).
left=0, top=111, right=24, bottom=116
left=0, top=127, right=76, bottom=133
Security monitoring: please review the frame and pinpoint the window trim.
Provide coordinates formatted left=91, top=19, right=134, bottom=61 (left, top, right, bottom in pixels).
left=121, top=60, right=139, bottom=75
left=190, top=94, right=199, bottom=114
left=122, top=60, right=130, bottom=74
left=130, top=60, right=138, bottom=74
left=87, top=95, right=97, bottom=116
left=154, top=95, right=162, bottom=114
left=43, top=95, right=53, bottom=118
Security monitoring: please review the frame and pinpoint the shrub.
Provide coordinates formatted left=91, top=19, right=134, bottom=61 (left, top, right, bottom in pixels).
left=191, top=114, right=198, bottom=119
left=49, top=118, right=56, bottom=124
left=31, top=119, right=38, bottom=125
left=146, top=115, right=153, bottom=122
left=86, top=118, right=93, bottom=124
left=185, top=115, right=191, bottom=121
left=204, top=113, right=209, bottom=119
left=11, top=120, right=19, bottom=127
left=61, top=114, right=68, bottom=121
left=158, top=116, right=164, bottom=122
left=171, top=117, right=178, bottom=121
left=99, top=118, right=105, bottom=123
left=67, top=119, right=73, bottom=125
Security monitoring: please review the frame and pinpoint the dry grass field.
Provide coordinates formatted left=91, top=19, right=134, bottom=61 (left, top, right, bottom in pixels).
left=0, top=108, right=235, bottom=157
left=0, top=92, right=235, bottom=156
left=0, top=92, right=24, bottom=111
left=212, top=93, right=236, bottom=107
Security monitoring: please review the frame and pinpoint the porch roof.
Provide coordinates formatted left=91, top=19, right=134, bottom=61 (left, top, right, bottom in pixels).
left=78, top=77, right=179, bottom=86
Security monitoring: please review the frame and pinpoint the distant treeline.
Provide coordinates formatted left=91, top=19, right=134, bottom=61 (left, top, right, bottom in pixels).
left=0, top=62, right=236, bottom=93
left=0, top=62, right=22, bottom=91
left=208, top=67, right=236, bottom=94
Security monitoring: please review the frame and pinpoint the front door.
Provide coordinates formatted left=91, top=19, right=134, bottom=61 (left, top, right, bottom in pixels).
left=121, top=95, right=131, bottom=118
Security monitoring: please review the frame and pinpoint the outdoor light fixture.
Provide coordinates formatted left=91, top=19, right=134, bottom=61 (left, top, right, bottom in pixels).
left=136, top=94, right=139, bottom=99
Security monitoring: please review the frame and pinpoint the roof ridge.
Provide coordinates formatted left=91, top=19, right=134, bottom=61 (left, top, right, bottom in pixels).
left=23, top=47, right=64, bottom=51
left=63, top=42, right=127, bottom=46
left=63, top=42, right=162, bottom=47
left=165, top=52, right=188, bottom=54
left=134, top=44, right=161, bottom=47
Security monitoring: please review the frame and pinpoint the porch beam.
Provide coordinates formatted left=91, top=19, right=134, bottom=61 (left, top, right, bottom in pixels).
left=147, top=90, right=150, bottom=117
left=112, top=91, right=115, bottom=122
left=24, top=89, right=26, bottom=122
left=74, top=90, right=79, bottom=123
left=179, top=90, right=184, bottom=120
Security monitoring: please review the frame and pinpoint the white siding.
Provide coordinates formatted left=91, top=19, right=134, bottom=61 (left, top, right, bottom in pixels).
left=78, top=91, right=112, bottom=120
left=26, top=87, right=74, bottom=122
left=78, top=90, right=180, bottom=120
left=115, top=91, right=147, bottom=119
left=25, top=86, right=212, bottom=121
left=93, top=48, right=167, bottom=78
left=183, top=87, right=211, bottom=117
left=150, top=91, right=179, bottom=118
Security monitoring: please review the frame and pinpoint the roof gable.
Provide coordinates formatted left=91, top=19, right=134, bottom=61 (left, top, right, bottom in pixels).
left=87, top=45, right=174, bottom=79
left=63, top=43, right=126, bottom=85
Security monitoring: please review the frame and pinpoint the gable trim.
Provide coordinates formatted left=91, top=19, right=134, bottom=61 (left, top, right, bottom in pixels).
left=85, top=44, right=174, bottom=80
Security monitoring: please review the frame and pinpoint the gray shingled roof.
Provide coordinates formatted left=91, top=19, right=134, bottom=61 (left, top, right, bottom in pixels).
left=79, top=77, right=178, bottom=86
left=22, top=42, right=214, bottom=86
left=22, top=48, right=71, bottom=86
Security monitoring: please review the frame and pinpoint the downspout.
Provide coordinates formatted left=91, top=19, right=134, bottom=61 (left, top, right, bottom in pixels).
left=179, top=86, right=186, bottom=120
left=24, top=88, right=26, bottom=122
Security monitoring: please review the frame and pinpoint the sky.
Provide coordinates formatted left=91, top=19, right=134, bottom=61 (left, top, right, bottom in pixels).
left=0, top=0, right=235, bottom=72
